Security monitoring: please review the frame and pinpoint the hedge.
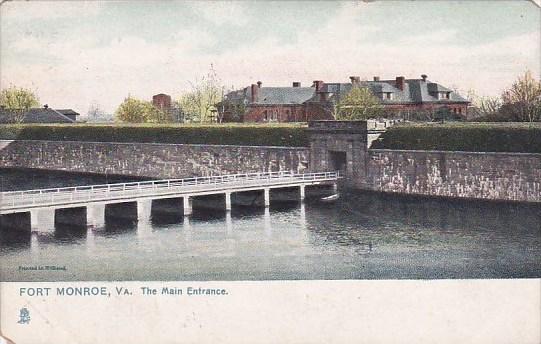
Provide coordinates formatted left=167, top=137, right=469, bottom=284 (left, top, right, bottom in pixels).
left=371, top=122, right=541, bottom=153
left=2, top=122, right=540, bottom=152
left=0, top=124, right=309, bottom=147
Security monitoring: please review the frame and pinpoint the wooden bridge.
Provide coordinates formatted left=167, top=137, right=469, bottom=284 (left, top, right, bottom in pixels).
left=0, top=171, right=339, bottom=231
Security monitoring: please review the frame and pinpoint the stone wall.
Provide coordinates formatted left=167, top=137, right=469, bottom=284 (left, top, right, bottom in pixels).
left=0, top=140, right=309, bottom=179
left=367, top=149, right=541, bottom=203
left=2, top=124, right=540, bottom=203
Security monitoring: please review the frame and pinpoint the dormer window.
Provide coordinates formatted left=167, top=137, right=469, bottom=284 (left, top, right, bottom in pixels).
left=439, top=92, right=450, bottom=100
left=382, top=92, right=393, bottom=100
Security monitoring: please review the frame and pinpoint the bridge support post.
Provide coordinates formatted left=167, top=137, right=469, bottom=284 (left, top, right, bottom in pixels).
left=299, top=185, right=306, bottom=202
left=30, top=208, right=55, bottom=232
left=264, top=188, right=270, bottom=207
left=183, top=196, right=192, bottom=216
left=332, top=183, right=338, bottom=193
left=87, top=204, right=105, bottom=228
left=137, top=199, right=152, bottom=222
left=225, top=192, right=232, bottom=211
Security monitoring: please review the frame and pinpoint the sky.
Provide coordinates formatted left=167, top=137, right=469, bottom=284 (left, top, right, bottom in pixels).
left=1, top=0, right=540, bottom=114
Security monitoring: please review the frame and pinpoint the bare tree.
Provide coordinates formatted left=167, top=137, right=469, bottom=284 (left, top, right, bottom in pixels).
left=466, top=89, right=502, bottom=119
left=178, top=64, right=225, bottom=123
left=87, top=102, right=105, bottom=122
left=501, top=70, right=541, bottom=122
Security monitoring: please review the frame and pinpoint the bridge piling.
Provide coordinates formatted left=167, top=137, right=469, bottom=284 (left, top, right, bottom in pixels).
left=30, top=208, right=55, bottom=232
left=264, top=188, right=270, bottom=207
left=225, top=192, right=232, bottom=211
left=87, top=204, right=105, bottom=228
left=183, top=196, right=193, bottom=216
left=137, top=199, right=152, bottom=222
left=299, top=185, right=306, bottom=202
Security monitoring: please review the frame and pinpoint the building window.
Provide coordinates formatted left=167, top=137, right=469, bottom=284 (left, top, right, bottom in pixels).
left=263, top=110, right=268, bottom=121
left=440, top=92, right=450, bottom=100
left=382, top=92, right=393, bottom=100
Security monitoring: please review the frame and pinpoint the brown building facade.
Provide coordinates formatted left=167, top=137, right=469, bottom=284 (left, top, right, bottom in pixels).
left=152, top=93, right=172, bottom=113
left=218, top=75, right=470, bottom=122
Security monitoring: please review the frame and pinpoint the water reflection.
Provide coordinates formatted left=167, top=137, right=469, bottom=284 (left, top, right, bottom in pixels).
left=226, top=212, right=233, bottom=235
left=86, top=227, right=96, bottom=252
left=1, top=189, right=540, bottom=281
left=264, top=207, right=271, bottom=236
left=54, top=223, right=86, bottom=242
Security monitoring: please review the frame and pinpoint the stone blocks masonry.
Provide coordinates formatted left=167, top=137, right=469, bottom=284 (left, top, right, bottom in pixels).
left=0, top=140, right=309, bottom=179
left=1, top=120, right=540, bottom=203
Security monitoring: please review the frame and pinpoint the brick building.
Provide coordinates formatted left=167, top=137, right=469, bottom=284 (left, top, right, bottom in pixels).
left=152, top=93, right=183, bottom=122
left=218, top=75, right=470, bottom=122
left=152, top=93, right=172, bottom=113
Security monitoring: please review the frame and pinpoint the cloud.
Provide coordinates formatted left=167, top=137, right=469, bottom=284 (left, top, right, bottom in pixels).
left=1, top=1, right=539, bottom=114
left=0, top=1, right=102, bottom=21
left=188, top=1, right=249, bottom=26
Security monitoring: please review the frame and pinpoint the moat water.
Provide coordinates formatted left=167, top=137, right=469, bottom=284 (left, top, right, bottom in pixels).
left=1, top=168, right=540, bottom=281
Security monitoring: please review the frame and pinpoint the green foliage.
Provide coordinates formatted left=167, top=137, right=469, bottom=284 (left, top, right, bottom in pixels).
left=0, top=85, right=40, bottom=123
left=115, top=97, right=172, bottom=123
left=0, top=123, right=308, bottom=147
left=371, top=122, right=541, bottom=153
left=337, top=87, right=384, bottom=120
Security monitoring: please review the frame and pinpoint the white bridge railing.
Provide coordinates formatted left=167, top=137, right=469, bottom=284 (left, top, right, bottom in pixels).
left=0, top=171, right=340, bottom=211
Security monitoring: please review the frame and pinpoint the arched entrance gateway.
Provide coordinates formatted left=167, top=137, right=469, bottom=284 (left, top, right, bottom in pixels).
left=307, top=120, right=368, bottom=189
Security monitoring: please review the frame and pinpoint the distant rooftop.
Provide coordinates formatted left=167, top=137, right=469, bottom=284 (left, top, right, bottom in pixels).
left=0, top=107, right=76, bottom=123
left=223, top=75, right=469, bottom=106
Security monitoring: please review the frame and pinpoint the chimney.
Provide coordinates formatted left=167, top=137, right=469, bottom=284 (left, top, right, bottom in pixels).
left=312, top=80, right=324, bottom=92
left=292, top=82, right=301, bottom=87
left=257, top=81, right=262, bottom=88
left=350, top=76, right=361, bottom=86
left=396, top=76, right=405, bottom=91
left=43, top=104, right=49, bottom=109
left=373, top=76, right=380, bottom=81
left=319, top=92, right=329, bottom=102
left=421, top=74, right=428, bottom=82
left=251, top=84, right=259, bottom=103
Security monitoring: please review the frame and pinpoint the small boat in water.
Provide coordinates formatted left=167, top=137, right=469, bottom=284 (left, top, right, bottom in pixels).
left=320, top=193, right=340, bottom=203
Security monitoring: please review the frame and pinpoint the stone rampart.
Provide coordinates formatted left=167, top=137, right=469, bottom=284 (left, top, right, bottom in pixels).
left=0, top=140, right=309, bottom=179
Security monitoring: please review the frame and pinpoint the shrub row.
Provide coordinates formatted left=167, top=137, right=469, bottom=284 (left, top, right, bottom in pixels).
left=0, top=124, right=309, bottom=147
left=2, top=122, right=539, bottom=152
left=371, top=122, right=541, bottom=153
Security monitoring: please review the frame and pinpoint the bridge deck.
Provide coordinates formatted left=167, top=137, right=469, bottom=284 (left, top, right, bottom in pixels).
left=0, top=171, right=339, bottom=214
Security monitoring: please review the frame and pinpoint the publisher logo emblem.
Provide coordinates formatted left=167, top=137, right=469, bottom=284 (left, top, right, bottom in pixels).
left=17, top=308, right=30, bottom=324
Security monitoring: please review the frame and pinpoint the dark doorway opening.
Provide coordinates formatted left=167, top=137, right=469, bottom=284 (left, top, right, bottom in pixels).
left=329, top=151, right=347, bottom=174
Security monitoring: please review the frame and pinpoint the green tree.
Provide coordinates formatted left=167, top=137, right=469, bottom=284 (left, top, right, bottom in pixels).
left=501, top=70, right=541, bottom=122
left=145, top=102, right=173, bottom=123
left=336, top=87, right=384, bottom=120
left=115, top=97, right=150, bottom=123
left=0, top=85, right=40, bottom=123
left=115, top=96, right=173, bottom=123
